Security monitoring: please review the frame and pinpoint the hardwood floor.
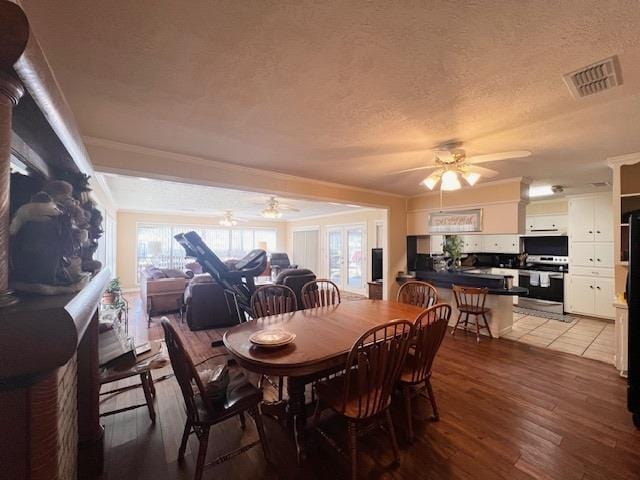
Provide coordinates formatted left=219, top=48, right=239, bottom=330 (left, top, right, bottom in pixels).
left=96, top=294, right=640, bottom=480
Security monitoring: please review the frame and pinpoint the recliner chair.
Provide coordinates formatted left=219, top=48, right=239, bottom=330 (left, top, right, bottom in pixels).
left=275, top=268, right=316, bottom=310
left=269, top=252, right=298, bottom=277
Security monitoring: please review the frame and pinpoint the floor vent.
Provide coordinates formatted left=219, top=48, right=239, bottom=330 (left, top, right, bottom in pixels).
left=564, top=56, right=622, bottom=99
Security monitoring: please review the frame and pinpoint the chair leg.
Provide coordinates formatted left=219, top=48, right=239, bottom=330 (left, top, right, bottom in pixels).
left=140, top=372, right=156, bottom=423
left=238, top=412, right=246, bottom=430
left=178, top=421, right=191, bottom=461
left=403, top=385, right=414, bottom=443
left=475, top=314, right=481, bottom=342
left=482, top=313, right=493, bottom=338
left=194, top=427, right=210, bottom=480
left=384, top=409, right=401, bottom=465
left=278, top=376, right=284, bottom=401
left=451, top=310, right=463, bottom=336
left=347, top=421, right=358, bottom=480
left=425, top=379, right=439, bottom=421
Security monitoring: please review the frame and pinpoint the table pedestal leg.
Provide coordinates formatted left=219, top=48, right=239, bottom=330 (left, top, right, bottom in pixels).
left=287, top=377, right=307, bottom=464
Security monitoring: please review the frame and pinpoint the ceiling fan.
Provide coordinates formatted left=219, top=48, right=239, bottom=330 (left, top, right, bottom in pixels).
left=257, top=196, right=300, bottom=219
left=215, top=210, right=248, bottom=227
left=390, top=142, right=531, bottom=191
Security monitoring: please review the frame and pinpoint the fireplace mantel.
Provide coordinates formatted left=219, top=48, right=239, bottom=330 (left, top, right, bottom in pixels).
left=0, top=268, right=110, bottom=382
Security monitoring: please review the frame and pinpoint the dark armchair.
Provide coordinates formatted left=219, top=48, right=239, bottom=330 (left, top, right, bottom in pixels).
left=269, top=252, right=298, bottom=277
left=275, top=268, right=316, bottom=310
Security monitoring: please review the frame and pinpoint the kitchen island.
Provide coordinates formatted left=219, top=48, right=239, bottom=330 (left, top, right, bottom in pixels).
left=397, top=269, right=528, bottom=338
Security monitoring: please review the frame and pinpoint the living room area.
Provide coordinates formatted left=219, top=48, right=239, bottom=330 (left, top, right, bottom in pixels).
left=97, top=172, right=387, bottom=332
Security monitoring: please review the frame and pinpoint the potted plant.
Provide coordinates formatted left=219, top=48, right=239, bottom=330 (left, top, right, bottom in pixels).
left=443, top=235, right=464, bottom=270
left=102, top=277, right=121, bottom=305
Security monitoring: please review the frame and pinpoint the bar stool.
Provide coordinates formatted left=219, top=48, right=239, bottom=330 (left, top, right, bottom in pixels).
left=451, top=285, right=492, bottom=342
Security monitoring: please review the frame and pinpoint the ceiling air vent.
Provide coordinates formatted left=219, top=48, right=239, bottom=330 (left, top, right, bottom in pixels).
left=590, top=181, right=610, bottom=188
left=564, top=55, right=622, bottom=99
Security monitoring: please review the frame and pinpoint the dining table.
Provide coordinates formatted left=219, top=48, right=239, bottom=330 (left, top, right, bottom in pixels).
left=222, top=299, right=426, bottom=462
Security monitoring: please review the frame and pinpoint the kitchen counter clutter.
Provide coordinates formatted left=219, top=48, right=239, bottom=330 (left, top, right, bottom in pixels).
left=397, top=269, right=528, bottom=338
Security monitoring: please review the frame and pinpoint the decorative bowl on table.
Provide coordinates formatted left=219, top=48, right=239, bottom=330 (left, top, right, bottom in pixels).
left=249, top=329, right=296, bottom=349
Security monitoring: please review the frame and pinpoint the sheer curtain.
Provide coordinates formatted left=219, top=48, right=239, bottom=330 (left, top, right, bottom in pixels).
left=291, top=229, right=319, bottom=273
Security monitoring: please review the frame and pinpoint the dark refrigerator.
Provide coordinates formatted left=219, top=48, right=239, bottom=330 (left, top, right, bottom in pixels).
left=628, top=212, right=640, bottom=428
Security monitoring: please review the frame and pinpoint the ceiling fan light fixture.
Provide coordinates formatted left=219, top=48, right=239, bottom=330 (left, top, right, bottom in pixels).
left=462, top=170, right=481, bottom=186
left=441, top=170, right=462, bottom=191
left=261, top=208, right=283, bottom=219
left=422, top=172, right=441, bottom=190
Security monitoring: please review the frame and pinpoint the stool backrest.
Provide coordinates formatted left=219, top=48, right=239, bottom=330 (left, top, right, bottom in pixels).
left=452, top=285, right=488, bottom=311
left=397, top=281, right=438, bottom=309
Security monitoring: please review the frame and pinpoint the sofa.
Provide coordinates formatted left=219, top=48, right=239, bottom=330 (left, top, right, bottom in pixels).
left=183, top=273, right=238, bottom=330
left=140, top=266, right=190, bottom=322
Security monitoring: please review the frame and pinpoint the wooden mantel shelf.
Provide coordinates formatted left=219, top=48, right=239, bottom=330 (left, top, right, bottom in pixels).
left=0, top=268, right=110, bottom=381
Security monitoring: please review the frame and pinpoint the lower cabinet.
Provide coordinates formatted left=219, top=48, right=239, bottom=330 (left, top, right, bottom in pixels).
left=566, top=274, right=615, bottom=319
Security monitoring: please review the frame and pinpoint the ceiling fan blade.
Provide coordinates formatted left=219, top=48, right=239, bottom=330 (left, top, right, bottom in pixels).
left=465, top=165, right=500, bottom=178
left=279, top=205, right=301, bottom=212
left=388, top=164, right=439, bottom=175
left=466, top=150, right=531, bottom=164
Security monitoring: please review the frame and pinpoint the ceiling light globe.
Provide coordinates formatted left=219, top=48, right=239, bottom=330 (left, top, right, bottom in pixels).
left=462, top=171, right=481, bottom=186
left=422, top=176, right=438, bottom=190
left=441, top=170, right=462, bottom=191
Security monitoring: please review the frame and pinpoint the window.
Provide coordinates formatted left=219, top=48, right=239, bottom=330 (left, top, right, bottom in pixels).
left=136, top=224, right=277, bottom=283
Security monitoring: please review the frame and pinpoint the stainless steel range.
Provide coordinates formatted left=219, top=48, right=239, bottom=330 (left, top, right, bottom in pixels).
left=517, top=255, right=568, bottom=315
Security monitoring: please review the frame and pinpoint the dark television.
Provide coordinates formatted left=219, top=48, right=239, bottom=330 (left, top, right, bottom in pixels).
left=372, top=248, right=383, bottom=281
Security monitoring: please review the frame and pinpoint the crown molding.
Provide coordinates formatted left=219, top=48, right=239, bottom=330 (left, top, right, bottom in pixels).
left=286, top=207, right=382, bottom=223
left=607, top=151, right=640, bottom=167
left=84, top=136, right=406, bottom=199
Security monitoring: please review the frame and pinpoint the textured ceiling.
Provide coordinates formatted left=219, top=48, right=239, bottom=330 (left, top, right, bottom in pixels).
left=99, top=172, right=366, bottom=220
left=21, top=0, right=640, bottom=195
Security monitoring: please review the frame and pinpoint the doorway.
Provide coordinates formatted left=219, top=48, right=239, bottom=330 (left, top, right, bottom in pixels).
left=326, top=224, right=366, bottom=294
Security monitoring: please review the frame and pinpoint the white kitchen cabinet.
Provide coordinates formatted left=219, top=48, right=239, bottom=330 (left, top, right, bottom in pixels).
left=482, top=235, right=520, bottom=254
left=567, top=275, right=596, bottom=314
left=569, top=197, right=597, bottom=241
left=594, top=277, right=615, bottom=319
left=430, top=235, right=444, bottom=254
left=460, top=235, right=483, bottom=253
left=594, top=242, right=614, bottom=268
left=526, top=214, right=567, bottom=233
left=568, top=195, right=613, bottom=242
left=569, top=243, right=614, bottom=268
left=594, top=196, right=614, bottom=242
left=566, top=274, right=614, bottom=319
left=571, top=243, right=596, bottom=267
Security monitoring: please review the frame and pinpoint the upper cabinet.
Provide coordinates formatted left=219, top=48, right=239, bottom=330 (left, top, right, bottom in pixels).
left=568, top=195, right=613, bottom=242
left=594, top=196, right=614, bottom=242
left=525, top=214, right=567, bottom=233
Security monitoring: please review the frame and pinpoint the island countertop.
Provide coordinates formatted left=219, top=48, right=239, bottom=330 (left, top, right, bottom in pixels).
left=397, top=270, right=528, bottom=296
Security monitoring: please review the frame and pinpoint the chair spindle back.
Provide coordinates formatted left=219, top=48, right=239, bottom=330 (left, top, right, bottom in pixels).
left=397, top=281, right=439, bottom=309
left=405, top=304, right=451, bottom=384
left=301, top=279, right=341, bottom=309
left=250, top=284, right=297, bottom=318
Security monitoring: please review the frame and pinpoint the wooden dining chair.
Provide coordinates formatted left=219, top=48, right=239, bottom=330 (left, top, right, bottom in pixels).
left=397, top=304, right=451, bottom=442
left=451, top=285, right=492, bottom=342
left=397, top=280, right=439, bottom=309
left=312, top=319, right=413, bottom=480
left=250, top=284, right=297, bottom=401
left=161, top=319, right=271, bottom=480
left=250, top=284, right=297, bottom=318
left=301, top=279, right=341, bottom=309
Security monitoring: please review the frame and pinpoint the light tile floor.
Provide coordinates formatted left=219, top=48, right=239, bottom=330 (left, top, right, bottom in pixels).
left=503, top=313, right=615, bottom=364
